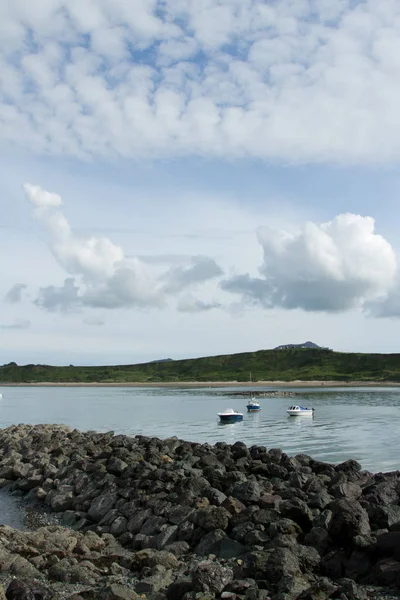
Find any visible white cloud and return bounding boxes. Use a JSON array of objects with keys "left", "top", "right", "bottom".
[
  {"left": 222, "top": 213, "right": 398, "bottom": 313},
  {"left": 2, "top": 1, "right": 400, "bottom": 163},
  {"left": 23, "top": 183, "right": 62, "bottom": 208},
  {"left": 22, "top": 183, "right": 223, "bottom": 312}
]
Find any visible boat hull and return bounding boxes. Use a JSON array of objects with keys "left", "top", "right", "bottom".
[
  {"left": 247, "top": 406, "right": 261, "bottom": 412},
  {"left": 219, "top": 415, "right": 243, "bottom": 422},
  {"left": 287, "top": 410, "right": 313, "bottom": 416}
]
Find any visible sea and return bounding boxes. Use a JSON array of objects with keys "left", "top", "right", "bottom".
[
  {"left": 1, "top": 384, "right": 400, "bottom": 528},
  {"left": 0, "top": 384, "right": 399, "bottom": 473}
]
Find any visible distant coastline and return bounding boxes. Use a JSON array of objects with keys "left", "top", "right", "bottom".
[{"left": 1, "top": 380, "right": 400, "bottom": 388}]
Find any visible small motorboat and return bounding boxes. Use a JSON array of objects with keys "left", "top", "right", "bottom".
[
  {"left": 218, "top": 408, "right": 244, "bottom": 423},
  {"left": 287, "top": 405, "right": 314, "bottom": 416},
  {"left": 246, "top": 398, "right": 261, "bottom": 412}
]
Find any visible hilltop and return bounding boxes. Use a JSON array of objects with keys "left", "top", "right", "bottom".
[
  {"left": 274, "top": 341, "right": 331, "bottom": 350},
  {"left": 1, "top": 347, "right": 400, "bottom": 383}
]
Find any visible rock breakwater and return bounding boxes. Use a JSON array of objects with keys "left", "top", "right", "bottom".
[{"left": 0, "top": 424, "right": 399, "bottom": 599}]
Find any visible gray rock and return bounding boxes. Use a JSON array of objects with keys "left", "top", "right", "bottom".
[
  {"left": 166, "top": 579, "right": 193, "bottom": 600},
  {"left": 127, "top": 509, "right": 152, "bottom": 534},
  {"left": 110, "top": 516, "right": 128, "bottom": 536},
  {"left": 155, "top": 525, "right": 178, "bottom": 550},
  {"left": 329, "top": 499, "right": 370, "bottom": 544},
  {"left": 264, "top": 547, "right": 301, "bottom": 583},
  {"left": 192, "top": 506, "right": 230, "bottom": 532},
  {"left": 107, "top": 457, "right": 128, "bottom": 476},
  {"left": 97, "top": 584, "right": 141, "bottom": 599},
  {"left": 50, "top": 490, "right": 74, "bottom": 512},
  {"left": 304, "top": 527, "right": 330, "bottom": 552},
  {"left": 6, "top": 579, "right": 54, "bottom": 600},
  {"left": 230, "top": 481, "right": 261, "bottom": 504},
  {"left": 88, "top": 492, "right": 117, "bottom": 521},
  {"left": 192, "top": 560, "right": 234, "bottom": 593},
  {"left": 135, "top": 564, "right": 174, "bottom": 594}
]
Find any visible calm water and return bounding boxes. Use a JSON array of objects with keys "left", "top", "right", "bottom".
[{"left": 0, "top": 385, "right": 400, "bottom": 473}]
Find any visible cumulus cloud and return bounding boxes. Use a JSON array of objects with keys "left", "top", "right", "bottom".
[
  {"left": 3, "top": 1, "right": 400, "bottom": 163},
  {"left": 0, "top": 319, "right": 31, "bottom": 330},
  {"left": 4, "top": 283, "right": 27, "bottom": 304},
  {"left": 23, "top": 183, "right": 223, "bottom": 312},
  {"left": 366, "top": 287, "right": 400, "bottom": 318},
  {"left": 162, "top": 257, "right": 223, "bottom": 293},
  {"left": 35, "top": 278, "right": 80, "bottom": 313},
  {"left": 23, "top": 184, "right": 62, "bottom": 208},
  {"left": 222, "top": 214, "right": 398, "bottom": 313}
]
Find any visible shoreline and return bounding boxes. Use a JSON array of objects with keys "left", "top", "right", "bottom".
[{"left": 1, "top": 379, "right": 400, "bottom": 388}]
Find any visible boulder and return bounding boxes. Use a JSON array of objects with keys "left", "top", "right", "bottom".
[
  {"left": 329, "top": 499, "right": 370, "bottom": 544},
  {"left": 192, "top": 561, "right": 234, "bottom": 593},
  {"left": 88, "top": 493, "right": 117, "bottom": 521}
]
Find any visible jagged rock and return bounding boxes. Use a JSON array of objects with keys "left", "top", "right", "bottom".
[
  {"left": 192, "top": 507, "right": 230, "bottom": 532},
  {"left": 328, "top": 499, "right": 370, "bottom": 544},
  {"left": 264, "top": 547, "right": 301, "bottom": 583},
  {"left": 5, "top": 580, "right": 54, "bottom": 600},
  {"left": 166, "top": 579, "right": 193, "bottom": 600},
  {"left": 88, "top": 493, "right": 118, "bottom": 521},
  {"left": 135, "top": 564, "right": 174, "bottom": 594},
  {"left": 230, "top": 481, "right": 261, "bottom": 504},
  {"left": 192, "top": 561, "right": 234, "bottom": 593}
]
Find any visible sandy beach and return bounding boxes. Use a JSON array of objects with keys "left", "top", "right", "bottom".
[{"left": 1, "top": 380, "right": 400, "bottom": 387}]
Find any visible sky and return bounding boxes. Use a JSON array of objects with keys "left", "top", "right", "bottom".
[{"left": 2, "top": 0, "right": 400, "bottom": 365}]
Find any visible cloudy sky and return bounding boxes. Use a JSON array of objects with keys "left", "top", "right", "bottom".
[{"left": 2, "top": 0, "right": 400, "bottom": 365}]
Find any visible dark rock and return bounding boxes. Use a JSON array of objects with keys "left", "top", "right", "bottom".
[
  {"left": 372, "top": 558, "right": 400, "bottom": 586},
  {"left": 321, "top": 550, "right": 346, "bottom": 579},
  {"left": 375, "top": 530, "right": 400, "bottom": 559},
  {"left": 88, "top": 492, "right": 117, "bottom": 521},
  {"left": 297, "top": 577, "right": 337, "bottom": 600},
  {"left": 107, "top": 457, "right": 128, "bottom": 476},
  {"left": 344, "top": 550, "right": 371, "bottom": 580},
  {"left": 331, "top": 483, "right": 362, "bottom": 501},
  {"left": 304, "top": 527, "right": 330, "bottom": 553},
  {"left": 192, "top": 506, "right": 230, "bottom": 531},
  {"left": 96, "top": 584, "right": 141, "bottom": 599},
  {"left": 279, "top": 499, "right": 313, "bottom": 532},
  {"left": 329, "top": 499, "right": 370, "bottom": 544},
  {"left": 166, "top": 579, "right": 193, "bottom": 600},
  {"left": 192, "top": 560, "right": 234, "bottom": 593},
  {"left": 368, "top": 505, "right": 400, "bottom": 529},
  {"left": 6, "top": 580, "right": 54, "bottom": 600},
  {"left": 336, "top": 578, "right": 367, "bottom": 600},
  {"left": 135, "top": 564, "right": 174, "bottom": 594},
  {"left": 263, "top": 547, "right": 301, "bottom": 583},
  {"left": 230, "top": 481, "right": 261, "bottom": 504}
]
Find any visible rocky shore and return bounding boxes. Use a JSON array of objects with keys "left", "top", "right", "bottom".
[{"left": 0, "top": 425, "right": 399, "bottom": 599}]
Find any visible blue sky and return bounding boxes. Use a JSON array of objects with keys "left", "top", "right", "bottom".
[{"left": 2, "top": 0, "right": 400, "bottom": 365}]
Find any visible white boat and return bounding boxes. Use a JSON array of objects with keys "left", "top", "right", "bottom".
[
  {"left": 287, "top": 405, "right": 314, "bottom": 416},
  {"left": 218, "top": 408, "right": 244, "bottom": 422},
  {"left": 246, "top": 371, "right": 261, "bottom": 412}
]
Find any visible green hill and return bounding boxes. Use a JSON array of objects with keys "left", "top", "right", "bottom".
[{"left": 1, "top": 348, "right": 400, "bottom": 383}]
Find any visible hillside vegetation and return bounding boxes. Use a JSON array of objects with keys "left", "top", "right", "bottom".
[{"left": 1, "top": 348, "right": 400, "bottom": 383}]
